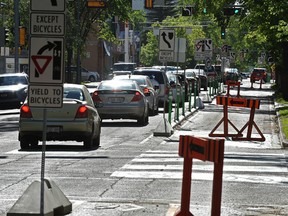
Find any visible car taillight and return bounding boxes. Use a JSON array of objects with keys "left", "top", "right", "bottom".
[
  {"left": 143, "top": 87, "right": 150, "bottom": 94},
  {"left": 165, "top": 86, "right": 170, "bottom": 94},
  {"left": 20, "top": 105, "right": 33, "bottom": 118},
  {"left": 75, "top": 105, "right": 88, "bottom": 118},
  {"left": 92, "top": 91, "right": 102, "bottom": 102},
  {"left": 131, "top": 91, "right": 142, "bottom": 102}
]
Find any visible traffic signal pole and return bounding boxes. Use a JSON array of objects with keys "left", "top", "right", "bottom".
[{"left": 14, "top": 0, "right": 19, "bottom": 72}]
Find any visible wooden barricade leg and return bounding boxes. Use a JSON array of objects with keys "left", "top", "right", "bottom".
[
  {"left": 209, "top": 105, "right": 242, "bottom": 138},
  {"left": 232, "top": 107, "right": 265, "bottom": 141},
  {"left": 210, "top": 139, "right": 225, "bottom": 216},
  {"left": 174, "top": 157, "right": 194, "bottom": 216}
]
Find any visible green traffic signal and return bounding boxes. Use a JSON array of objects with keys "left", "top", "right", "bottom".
[
  {"left": 221, "top": 27, "right": 225, "bottom": 39},
  {"left": 223, "top": 7, "right": 242, "bottom": 16}
]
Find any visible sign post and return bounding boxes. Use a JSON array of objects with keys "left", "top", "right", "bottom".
[{"left": 29, "top": 1, "right": 66, "bottom": 215}]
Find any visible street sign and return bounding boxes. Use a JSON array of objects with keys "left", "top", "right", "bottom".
[
  {"left": 159, "top": 29, "right": 175, "bottom": 51},
  {"left": 29, "top": 37, "right": 64, "bottom": 84},
  {"left": 159, "top": 50, "right": 174, "bottom": 62},
  {"left": 28, "top": 84, "right": 63, "bottom": 108},
  {"left": 194, "top": 38, "right": 213, "bottom": 60},
  {"left": 30, "top": 13, "right": 65, "bottom": 36},
  {"left": 30, "top": 0, "right": 65, "bottom": 12}
]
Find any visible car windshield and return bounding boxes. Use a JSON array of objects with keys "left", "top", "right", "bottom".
[
  {"left": 185, "top": 72, "right": 196, "bottom": 78},
  {"left": 114, "top": 76, "right": 146, "bottom": 85},
  {"left": 64, "top": 88, "right": 84, "bottom": 101},
  {"left": 133, "top": 71, "right": 164, "bottom": 84},
  {"left": 99, "top": 81, "right": 136, "bottom": 90},
  {"left": 0, "top": 75, "right": 28, "bottom": 86},
  {"left": 113, "top": 64, "right": 135, "bottom": 71}
]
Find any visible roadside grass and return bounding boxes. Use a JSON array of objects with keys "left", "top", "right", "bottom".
[{"left": 274, "top": 87, "right": 288, "bottom": 139}]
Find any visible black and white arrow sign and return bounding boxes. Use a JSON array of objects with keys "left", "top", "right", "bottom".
[{"left": 159, "top": 29, "right": 175, "bottom": 51}]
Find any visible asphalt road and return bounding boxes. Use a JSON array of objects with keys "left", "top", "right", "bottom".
[{"left": 0, "top": 79, "right": 287, "bottom": 216}]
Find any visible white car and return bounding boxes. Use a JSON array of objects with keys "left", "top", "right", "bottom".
[
  {"left": 66, "top": 66, "right": 100, "bottom": 82},
  {"left": 18, "top": 84, "right": 101, "bottom": 150}
]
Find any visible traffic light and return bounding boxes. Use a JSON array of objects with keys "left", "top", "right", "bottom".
[
  {"left": 223, "top": 7, "right": 242, "bottom": 16},
  {"left": 19, "top": 27, "right": 26, "bottom": 46},
  {"left": 145, "top": 0, "right": 153, "bottom": 9},
  {"left": 221, "top": 27, "right": 226, "bottom": 39},
  {"left": 4, "top": 28, "right": 9, "bottom": 44}
]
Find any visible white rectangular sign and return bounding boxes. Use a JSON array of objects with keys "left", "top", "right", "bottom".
[
  {"left": 28, "top": 84, "right": 63, "bottom": 108},
  {"left": 159, "top": 29, "right": 175, "bottom": 51},
  {"left": 30, "top": 0, "right": 65, "bottom": 12},
  {"left": 195, "top": 38, "right": 213, "bottom": 60},
  {"left": 159, "top": 50, "right": 174, "bottom": 62},
  {"left": 29, "top": 37, "right": 64, "bottom": 84},
  {"left": 30, "top": 13, "right": 65, "bottom": 36}
]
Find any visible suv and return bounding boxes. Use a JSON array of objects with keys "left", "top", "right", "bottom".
[
  {"left": 66, "top": 66, "right": 100, "bottom": 82},
  {"left": 250, "top": 68, "right": 267, "bottom": 83},
  {"left": 133, "top": 68, "right": 170, "bottom": 109},
  {"left": 194, "top": 64, "right": 217, "bottom": 77},
  {"left": 113, "top": 62, "right": 136, "bottom": 73}
]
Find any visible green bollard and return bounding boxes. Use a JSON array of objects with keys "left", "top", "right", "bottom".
[
  {"left": 209, "top": 77, "right": 212, "bottom": 97},
  {"left": 176, "top": 86, "right": 180, "bottom": 121},
  {"left": 168, "top": 90, "right": 173, "bottom": 124},
  {"left": 188, "top": 82, "right": 192, "bottom": 112},
  {"left": 194, "top": 80, "right": 197, "bottom": 108}
]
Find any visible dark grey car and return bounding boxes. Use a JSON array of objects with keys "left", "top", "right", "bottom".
[{"left": 0, "top": 73, "right": 29, "bottom": 108}]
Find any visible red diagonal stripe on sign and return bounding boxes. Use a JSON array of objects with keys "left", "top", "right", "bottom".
[{"left": 31, "top": 55, "right": 52, "bottom": 74}]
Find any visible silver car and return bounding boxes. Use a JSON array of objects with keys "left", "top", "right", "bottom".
[
  {"left": 92, "top": 79, "right": 149, "bottom": 125},
  {"left": 18, "top": 83, "right": 101, "bottom": 150},
  {"left": 112, "top": 74, "right": 159, "bottom": 115}
]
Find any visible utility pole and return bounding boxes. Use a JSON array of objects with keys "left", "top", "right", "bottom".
[{"left": 14, "top": 0, "right": 19, "bottom": 72}]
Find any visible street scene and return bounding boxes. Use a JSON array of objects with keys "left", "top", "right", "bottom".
[
  {"left": 1, "top": 78, "right": 287, "bottom": 216},
  {"left": 0, "top": 0, "right": 288, "bottom": 216}
]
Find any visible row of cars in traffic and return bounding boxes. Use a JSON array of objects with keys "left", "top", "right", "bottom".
[{"left": 0, "top": 65, "right": 267, "bottom": 150}]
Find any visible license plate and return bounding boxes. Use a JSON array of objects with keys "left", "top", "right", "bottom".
[
  {"left": 47, "top": 126, "right": 62, "bottom": 133},
  {"left": 109, "top": 97, "right": 124, "bottom": 103}
]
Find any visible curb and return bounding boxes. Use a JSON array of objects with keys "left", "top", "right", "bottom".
[{"left": 275, "top": 103, "right": 288, "bottom": 149}]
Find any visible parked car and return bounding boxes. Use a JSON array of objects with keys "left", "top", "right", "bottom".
[
  {"left": 182, "top": 69, "right": 202, "bottom": 94},
  {"left": 250, "top": 68, "right": 267, "bottom": 83},
  {"left": 92, "top": 79, "right": 149, "bottom": 125},
  {"left": 112, "top": 74, "right": 159, "bottom": 115},
  {"left": 194, "top": 64, "right": 217, "bottom": 77},
  {"left": 66, "top": 66, "right": 100, "bottom": 82},
  {"left": 84, "top": 82, "right": 101, "bottom": 96},
  {"left": 0, "top": 73, "right": 29, "bottom": 108},
  {"left": 187, "top": 68, "right": 208, "bottom": 91},
  {"left": 224, "top": 68, "right": 241, "bottom": 83},
  {"left": 169, "top": 71, "right": 190, "bottom": 101},
  {"left": 132, "top": 68, "right": 171, "bottom": 110},
  {"left": 18, "top": 83, "right": 101, "bottom": 150},
  {"left": 112, "top": 62, "right": 136, "bottom": 73},
  {"left": 166, "top": 72, "right": 184, "bottom": 105}
]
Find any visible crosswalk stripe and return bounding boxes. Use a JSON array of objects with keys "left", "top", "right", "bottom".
[{"left": 111, "top": 151, "right": 287, "bottom": 185}]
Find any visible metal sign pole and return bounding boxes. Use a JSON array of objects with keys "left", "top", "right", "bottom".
[{"left": 40, "top": 108, "right": 47, "bottom": 215}]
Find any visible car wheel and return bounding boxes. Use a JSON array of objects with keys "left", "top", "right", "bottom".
[
  {"left": 20, "top": 136, "right": 30, "bottom": 150},
  {"left": 138, "top": 109, "right": 149, "bottom": 126},
  {"left": 31, "top": 139, "right": 39, "bottom": 148},
  {"left": 93, "top": 126, "right": 101, "bottom": 147},
  {"left": 84, "top": 133, "right": 94, "bottom": 149},
  {"left": 154, "top": 103, "right": 159, "bottom": 115},
  {"left": 88, "top": 76, "right": 96, "bottom": 82}
]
